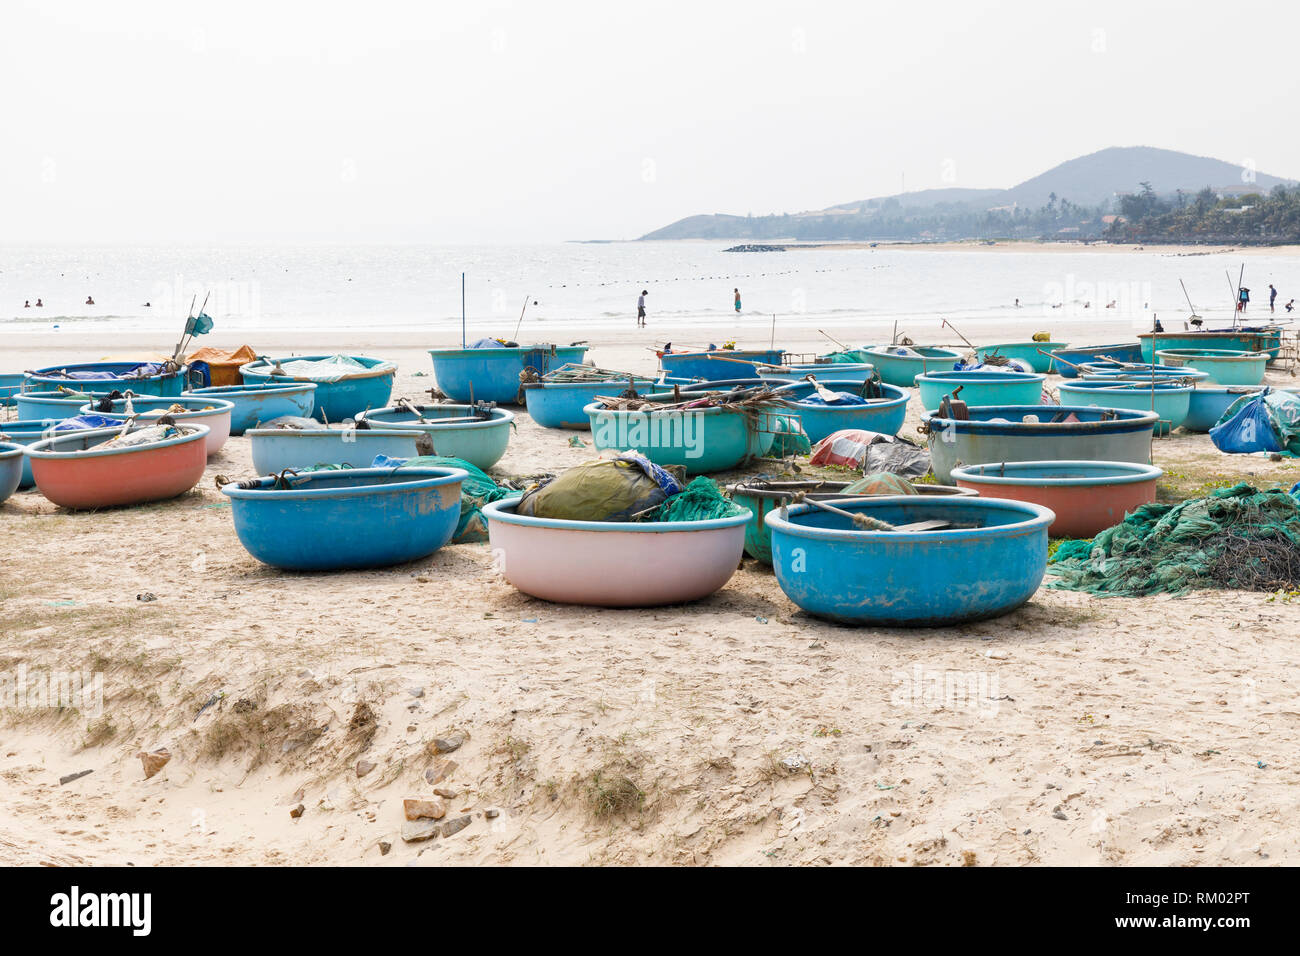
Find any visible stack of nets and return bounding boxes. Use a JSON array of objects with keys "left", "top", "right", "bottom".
[
  {"left": 1048, "top": 483, "right": 1300, "bottom": 596},
  {"left": 640, "top": 477, "right": 744, "bottom": 522}
]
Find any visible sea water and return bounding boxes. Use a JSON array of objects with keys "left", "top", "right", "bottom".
[{"left": 0, "top": 241, "right": 1292, "bottom": 340}]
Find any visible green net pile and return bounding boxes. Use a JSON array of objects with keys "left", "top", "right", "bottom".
[
  {"left": 1048, "top": 483, "right": 1300, "bottom": 596},
  {"left": 641, "top": 477, "right": 745, "bottom": 522}
]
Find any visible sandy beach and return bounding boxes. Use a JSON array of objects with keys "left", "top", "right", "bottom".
[{"left": 2, "top": 317, "right": 1299, "bottom": 868}]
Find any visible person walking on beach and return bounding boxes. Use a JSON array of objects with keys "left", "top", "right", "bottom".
[
  {"left": 1269, "top": 284, "right": 1278, "bottom": 313},
  {"left": 734, "top": 288, "right": 742, "bottom": 313},
  {"left": 637, "top": 290, "right": 648, "bottom": 328},
  {"left": 1238, "top": 286, "right": 1250, "bottom": 312}
]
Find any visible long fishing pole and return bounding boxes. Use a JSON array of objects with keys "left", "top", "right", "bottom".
[
  {"left": 512, "top": 293, "right": 531, "bottom": 342},
  {"left": 941, "top": 317, "right": 976, "bottom": 350},
  {"left": 818, "top": 328, "right": 850, "bottom": 350}
]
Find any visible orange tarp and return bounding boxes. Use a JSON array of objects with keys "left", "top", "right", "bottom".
[{"left": 187, "top": 345, "right": 258, "bottom": 387}]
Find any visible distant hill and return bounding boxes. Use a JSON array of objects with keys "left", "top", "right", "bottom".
[{"left": 640, "top": 146, "right": 1299, "bottom": 241}]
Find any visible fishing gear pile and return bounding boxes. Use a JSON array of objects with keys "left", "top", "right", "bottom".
[{"left": 1048, "top": 483, "right": 1300, "bottom": 596}]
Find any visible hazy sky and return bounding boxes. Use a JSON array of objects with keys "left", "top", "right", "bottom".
[{"left": 3, "top": 0, "right": 1297, "bottom": 243}]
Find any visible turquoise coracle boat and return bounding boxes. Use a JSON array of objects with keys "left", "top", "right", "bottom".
[
  {"left": 1154, "top": 348, "right": 1269, "bottom": 386},
  {"left": 1057, "top": 379, "right": 1193, "bottom": 431},
  {"left": 914, "top": 369, "right": 1045, "bottom": 410},
  {"left": 585, "top": 394, "right": 776, "bottom": 474},
  {"left": 975, "top": 342, "right": 1068, "bottom": 374},
  {"left": 1139, "top": 328, "right": 1282, "bottom": 362},
  {"left": 865, "top": 345, "right": 963, "bottom": 387}
]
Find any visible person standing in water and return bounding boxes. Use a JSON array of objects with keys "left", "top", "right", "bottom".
[
  {"left": 1269, "top": 284, "right": 1278, "bottom": 313},
  {"left": 734, "top": 288, "right": 742, "bottom": 313},
  {"left": 637, "top": 290, "right": 648, "bottom": 328}
]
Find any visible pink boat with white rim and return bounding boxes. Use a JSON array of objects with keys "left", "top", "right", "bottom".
[
  {"left": 26, "top": 425, "right": 210, "bottom": 509},
  {"left": 949, "top": 460, "right": 1163, "bottom": 538},
  {"left": 483, "top": 497, "right": 750, "bottom": 607}
]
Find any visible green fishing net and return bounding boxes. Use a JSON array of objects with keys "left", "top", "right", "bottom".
[
  {"left": 641, "top": 477, "right": 745, "bottom": 522},
  {"left": 1048, "top": 483, "right": 1300, "bottom": 596}
]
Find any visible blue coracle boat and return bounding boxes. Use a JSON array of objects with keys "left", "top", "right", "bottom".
[
  {"left": 1047, "top": 343, "right": 1144, "bottom": 377},
  {"left": 24, "top": 361, "right": 191, "bottom": 396},
  {"left": 221, "top": 466, "right": 467, "bottom": 570},
  {"left": 188, "top": 382, "right": 317, "bottom": 434},
  {"left": 239, "top": 355, "right": 396, "bottom": 423},
  {"left": 658, "top": 349, "right": 784, "bottom": 381},
  {"left": 771, "top": 380, "right": 909, "bottom": 443},
  {"left": 429, "top": 345, "right": 589, "bottom": 405},
  {"left": 766, "top": 496, "right": 1054, "bottom": 626},
  {"left": 0, "top": 373, "right": 24, "bottom": 407},
  {"left": 523, "top": 378, "right": 658, "bottom": 430},
  {"left": 0, "top": 442, "right": 22, "bottom": 503}
]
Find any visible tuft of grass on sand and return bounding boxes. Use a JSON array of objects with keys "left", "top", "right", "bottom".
[{"left": 584, "top": 769, "right": 645, "bottom": 818}]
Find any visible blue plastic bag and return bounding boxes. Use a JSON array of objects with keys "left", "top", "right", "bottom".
[{"left": 1210, "top": 391, "right": 1284, "bottom": 454}]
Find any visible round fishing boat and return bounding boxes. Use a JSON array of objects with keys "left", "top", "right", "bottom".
[
  {"left": 766, "top": 496, "right": 1054, "bottom": 627},
  {"left": 920, "top": 404, "right": 1158, "bottom": 484},
  {"left": 0, "top": 442, "right": 22, "bottom": 504},
  {"left": 771, "top": 380, "right": 909, "bottom": 443},
  {"left": 1047, "top": 343, "right": 1144, "bottom": 377},
  {"left": 24, "top": 361, "right": 191, "bottom": 397},
  {"left": 950, "top": 460, "right": 1162, "bottom": 538},
  {"left": 0, "top": 420, "right": 61, "bottom": 488},
  {"left": 975, "top": 342, "right": 1067, "bottom": 374},
  {"left": 187, "top": 382, "right": 317, "bottom": 435},
  {"left": 358, "top": 404, "right": 514, "bottom": 470},
  {"left": 483, "top": 498, "right": 749, "bottom": 607},
  {"left": 1056, "top": 379, "right": 1193, "bottom": 430},
  {"left": 221, "top": 466, "right": 466, "bottom": 571},
  {"left": 239, "top": 354, "right": 396, "bottom": 423},
  {"left": 84, "top": 395, "right": 234, "bottom": 457},
  {"left": 26, "top": 425, "right": 209, "bottom": 509},
  {"left": 0, "top": 372, "right": 24, "bottom": 407},
  {"left": 915, "top": 369, "right": 1046, "bottom": 409},
  {"left": 866, "top": 345, "right": 964, "bottom": 387},
  {"left": 247, "top": 426, "right": 423, "bottom": 475},
  {"left": 428, "top": 345, "right": 588, "bottom": 405},
  {"left": 585, "top": 394, "right": 777, "bottom": 474},
  {"left": 1139, "top": 329, "right": 1282, "bottom": 362},
  {"left": 725, "top": 478, "right": 976, "bottom": 565},
  {"left": 523, "top": 378, "right": 658, "bottom": 430},
  {"left": 757, "top": 362, "right": 876, "bottom": 384},
  {"left": 15, "top": 390, "right": 106, "bottom": 422},
  {"left": 1078, "top": 361, "right": 1209, "bottom": 383},
  {"left": 657, "top": 349, "right": 784, "bottom": 381},
  {"left": 1154, "top": 348, "right": 1270, "bottom": 386},
  {"left": 1183, "top": 385, "right": 1275, "bottom": 432},
  {"left": 674, "top": 377, "right": 767, "bottom": 391}
]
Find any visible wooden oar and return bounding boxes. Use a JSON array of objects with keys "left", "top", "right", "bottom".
[
  {"left": 1036, "top": 347, "right": 1082, "bottom": 372},
  {"left": 790, "top": 495, "right": 952, "bottom": 532}
]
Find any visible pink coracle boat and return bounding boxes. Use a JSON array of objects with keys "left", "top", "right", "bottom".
[
  {"left": 949, "top": 460, "right": 1163, "bottom": 538},
  {"left": 26, "top": 425, "right": 210, "bottom": 509},
  {"left": 482, "top": 498, "right": 750, "bottom": 607}
]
